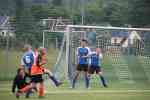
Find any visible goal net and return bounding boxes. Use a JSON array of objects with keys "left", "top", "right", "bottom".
[
  {"left": 43, "top": 25, "right": 150, "bottom": 85},
  {"left": 65, "top": 25, "right": 150, "bottom": 83}
]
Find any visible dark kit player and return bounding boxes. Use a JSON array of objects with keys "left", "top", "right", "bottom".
[
  {"left": 12, "top": 68, "right": 35, "bottom": 98},
  {"left": 72, "top": 39, "right": 90, "bottom": 88},
  {"left": 88, "top": 48, "right": 107, "bottom": 87}
]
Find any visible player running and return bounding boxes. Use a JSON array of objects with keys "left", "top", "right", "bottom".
[
  {"left": 88, "top": 48, "right": 107, "bottom": 88},
  {"left": 72, "top": 39, "right": 91, "bottom": 88}
]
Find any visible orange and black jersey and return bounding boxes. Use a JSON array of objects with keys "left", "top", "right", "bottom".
[{"left": 30, "top": 54, "right": 46, "bottom": 76}]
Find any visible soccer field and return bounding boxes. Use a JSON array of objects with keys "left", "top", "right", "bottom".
[
  {"left": 0, "top": 81, "right": 150, "bottom": 100},
  {"left": 1, "top": 52, "right": 150, "bottom": 100},
  {"left": 1, "top": 44, "right": 150, "bottom": 100}
]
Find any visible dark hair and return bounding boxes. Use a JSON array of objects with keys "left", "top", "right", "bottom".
[
  {"left": 81, "top": 39, "right": 88, "bottom": 43},
  {"left": 17, "top": 68, "right": 23, "bottom": 74}
]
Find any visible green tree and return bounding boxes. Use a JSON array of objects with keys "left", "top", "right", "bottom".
[
  {"left": 52, "top": 0, "right": 62, "bottom": 6},
  {"left": 129, "top": 0, "right": 150, "bottom": 27}
]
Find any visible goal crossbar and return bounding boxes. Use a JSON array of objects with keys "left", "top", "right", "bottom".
[{"left": 67, "top": 25, "right": 150, "bottom": 31}]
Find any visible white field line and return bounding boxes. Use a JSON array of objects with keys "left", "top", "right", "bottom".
[
  {"left": 1, "top": 87, "right": 150, "bottom": 94},
  {"left": 44, "top": 90, "right": 150, "bottom": 94},
  {"left": 0, "top": 88, "right": 150, "bottom": 94}
]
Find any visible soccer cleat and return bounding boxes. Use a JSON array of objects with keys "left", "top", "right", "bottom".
[
  {"left": 25, "top": 90, "right": 33, "bottom": 98},
  {"left": 69, "top": 86, "right": 74, "bottom": 89},
  {"left": 56, "top": 81, "right": 63, "bottom": 87},
  {"left": 104, "top": 84, "right": 108, "bottom": 88},
  {"left": 16, "top": 92, "right": 20, "bottom": 99},
  {"left": 87, "top": 87, "right": 91, "bottom": 89}
]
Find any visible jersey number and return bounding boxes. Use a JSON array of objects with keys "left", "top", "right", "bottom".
[{"left": 25, "top": 56, "right": 31, "bottom": 63}]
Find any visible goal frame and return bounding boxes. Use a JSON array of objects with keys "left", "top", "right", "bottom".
[
  {"left": 42, "top": 25, "right": 150, "bottom": 80},
  {"left": 65, "top": 25, "right": 150, "bottom": 80}
]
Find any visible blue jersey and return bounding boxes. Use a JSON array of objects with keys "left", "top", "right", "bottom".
[
  {"left": 77, "top": 47, "right": 90, "bottom": 65},
  {"left": 21, "top": 50, "right": 34, "bottom": 69},
  {"left": 90, "top": 52, "right": 102, "bottom": 67}
]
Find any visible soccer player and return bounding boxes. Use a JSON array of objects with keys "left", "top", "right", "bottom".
[
  {"left": 16, "top": 47, "right": 62, "bottom": 98},
  {"left": 12, "top": 68, "right": 35, "bottom": 98},
  {"left": 17, "top": 48, "right": 46, "bottom": 98},
  {"left": 88, "top": 48, "right": 107, "bottom": 87},
  {"left": 72, "top": 39, "right": 90, "bottom": 88},
  {"left": 16, "top": 45, "right": 44, "bottom": 98},
  {"left": 37, "top": 47, "right": 62, "bottom": 87},
  {"left": 21, "top": 44, "right": 34, "bottom": 74}
]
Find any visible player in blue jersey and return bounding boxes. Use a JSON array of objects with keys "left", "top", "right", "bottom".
[
  {"left": 21, "top": 44, "right": 34, "bottom": 74},
  {"left": 72, "top": 39, "right": 91, "bottom": 88},
  {"left": 88, "top": 48, "right": 107, "bottom": 87}
]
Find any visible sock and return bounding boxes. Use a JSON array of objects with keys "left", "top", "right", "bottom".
[
  {"left": 72, "top": 76, "right": 77, "bottom": 88},
  {"left": 88, "top": 76, "right": 91, "bottom": 88},
  {"left": 85, "top": 75, "right": 89, "bottom": 88},
  {"left": 25, "top": 89, "right": 32, "bottom": 98},
  {"left": 99, "top": 75, "right": 107, "bottom": 87},
  {"left": 39, "top": 82, "right": 44, "bottom": 97},
  {"left": 49, "top": 75, "right": 59, "bottom": 86}
]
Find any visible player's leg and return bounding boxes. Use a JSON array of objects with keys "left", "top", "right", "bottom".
[
  {"left": 16, "top": 83, "right": 36, "bottom": 98},
  {"left": 96, "top": 67, "right": 107, "bottom": 87},
  {"left": 87, "top": 66, "right": 95, "bottom": 88},
  {"left": 44, "top": 68, "right": 62, "bottom": 87},
  {"left": 72, "top": 71, "right": 80, "bottom": 88},
  {"left": 25, "top": 87, "right": 34, "bottom": 98},
  {"left": 72, "top": 64, "right": 81, "bottom": 88},
  {"left": 84, "top": 64, "right": 90, "bottom": 88},
  {"left": 32, "top": 74, "right": 45, "bottom": 98},
  {"left": 39, "top": 81, "right": 44, "bottom": 98}
]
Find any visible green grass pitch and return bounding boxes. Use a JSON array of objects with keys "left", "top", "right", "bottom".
[
  {"left": 0, "top": 81, "right": 150, "bottom": 100},
  {"left": 0, "top": 49, "right": 150, "bottom": 100}
]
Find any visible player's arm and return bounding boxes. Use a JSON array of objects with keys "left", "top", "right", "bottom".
[
  {"left": 76, "top": 47, "right": 79, "bottom": 57},
  {"left": 82, "top": 47, "right": 91, "bottom": 58},
  {"left": 76, "top": 47, "right": 80, "bottom": 64},
  {"left": 99, "top": 53, "right": 103, "bottom": 59},
  {"left": 38, "top": 55, "right": 46, "bottom": 66},
  {"left": 41, "top": 54, "right": 47, "bottom": 65},
  {"left": 20, "top": 56, "right": 25, "bottom": 68}
]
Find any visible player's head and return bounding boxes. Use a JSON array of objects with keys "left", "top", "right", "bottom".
[
  {"left": 80, "top": 39, "right": 88, "bottom": 47},
  {"left": 38, "top": 47, "right": 46, "bottom": 55},
  {"left": 96, "top": 48, "right": 101, "bottom": 54},
  {"left": 23, "top": 44, "right": 32, "bottom": 52},
  {"left": 17, "top": 68, "right": 25, "bottom": 77}
]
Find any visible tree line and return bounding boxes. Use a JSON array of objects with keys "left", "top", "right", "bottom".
[{"left": 0, "top": 0, "right": 150, "bottom": 45}]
